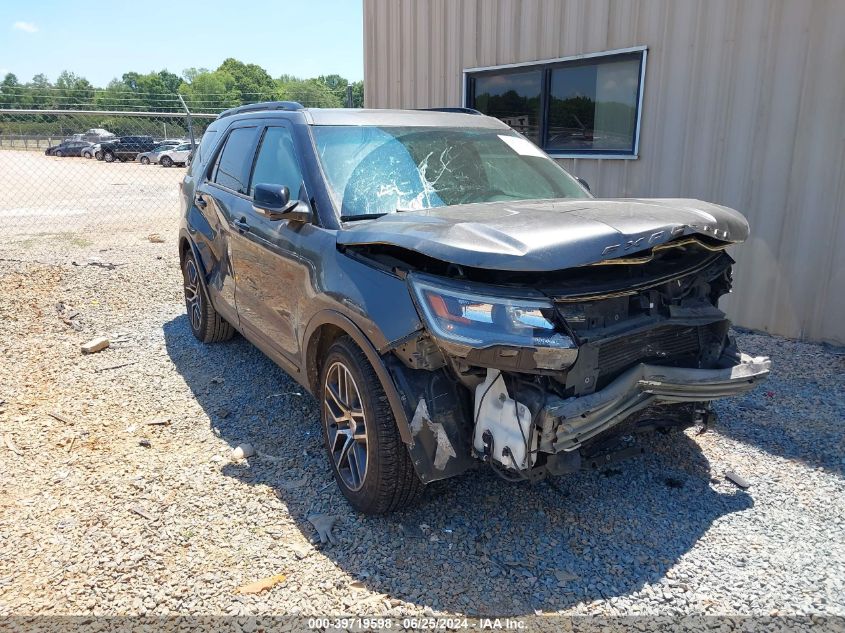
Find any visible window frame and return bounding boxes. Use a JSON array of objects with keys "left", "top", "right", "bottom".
[
  {"left": 206, "top": 125, "right": 261, "bottom": 197},
  {"left": 248, "top": 122, "right": 305, "bottom": 198},
  {"left": 463, "top": 46, "right": 647, "bottom": 160}
]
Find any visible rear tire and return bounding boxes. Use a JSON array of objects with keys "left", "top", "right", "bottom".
[
  {"left": 140, "top": 156, "right": 150, "bottom": 165},
  {"left": 160, "top": 156, "right": 173, "bottom": 168},
  {"left": 95, "top": 151, "right": 103, "bottom": 160},
  {"left": 319, "top": 336, "right": 423, "bottom": 514},
  {"left": 181, "top": 250, "right": 235, "bottom": 343}
]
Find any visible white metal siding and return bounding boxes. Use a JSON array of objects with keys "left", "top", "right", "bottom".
[{"left": 363, "top": 0, "right": 845, "bottom": 343}]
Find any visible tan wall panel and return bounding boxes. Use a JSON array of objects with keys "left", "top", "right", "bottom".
[{"left": 363, "top": 0, "right": 845, "bottom": 343}]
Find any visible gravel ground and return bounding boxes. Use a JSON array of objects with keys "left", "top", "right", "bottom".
[{"left": 0, "top": 228, "right": 843, "bottom": 623}]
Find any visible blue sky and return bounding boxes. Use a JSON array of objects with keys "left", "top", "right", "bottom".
[{"left": 0, "top": 0, "right": 364, "bottom": 86}]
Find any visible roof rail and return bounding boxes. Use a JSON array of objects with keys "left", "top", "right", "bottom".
[
  {"left": 417, "top": 107, "right": 483, "bottom": 115},
  {"left": 216, "top": 101, "right": 304, "bottom": 120}
]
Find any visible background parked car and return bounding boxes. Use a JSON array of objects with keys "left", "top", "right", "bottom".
[
  {"left": 100, "top": 136, "right": 157, "bottom": 162},
  {"left": 158, "top": 142, "right": 192, "bottom": 167},
  {"left": 137, "top": 146, "right": 165, "bottom": 165},
  {"left": 80, "top": 128, "right": 116, "bottom": 143},
  {"left": 45, "top": 140, "right": 94, "bottom": 157},
  {"left": 137, "top": 140, "right": 185, "bottom": 164},
  {"left": 89, "top": 142, "right": 109, "bottom": 160}
]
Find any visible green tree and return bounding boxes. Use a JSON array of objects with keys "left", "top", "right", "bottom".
[
  {"left": 217, "top": 58, "right": 277, "bottom": 101},
  {"left": 317, "top": 73, "right": 348, "bottom": 92},
  {"left": 94, "top": 78, "right": 143, "bottom": 110},
  {"left": 350, "top": 80, "right": 364, "bottom": 108},
  {"left": 157, "top": 70, "right": 183, "bottom": 95},
  {"left": 182, "top": 67, "right": 209, "bottom": 83},
  {"left": 55, "top": 71, "right": 95, "bottom": 109},
  {"left": 0, "top": 73, "right": 21, "bottom": 108},
  {"left": 179, "top": 70, "right": 240, "bottom": 112},
  {"left": 277, "top": 77, "right": 342, "bottom": 107},
  {"left": 316, "top": 74, "right": 364, "bottom": 106},
  {"left": 118, "top": 70, "right": 184, "bottom": 111},
  {"left": 25, "top": 73, "right": 55, "bottom": 108}
]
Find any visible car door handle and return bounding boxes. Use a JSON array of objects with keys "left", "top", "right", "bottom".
[
  {"left": 195, "top": 194, "right": 207, "bottom": 209},
  {"left": 233, "top": 217, "right": 250, "bottom": 233}
]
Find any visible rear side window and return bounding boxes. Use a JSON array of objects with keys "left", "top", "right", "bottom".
[
  {"left": 249, "top": 126, "right": 303, "bottom": 197},
  {"left": 212, "top": 127, "right": 257, "bottom": 194},
  {"left": 188, "top": 130, "right": 217, "bottom": 176}
]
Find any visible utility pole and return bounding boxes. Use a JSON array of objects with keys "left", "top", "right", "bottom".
[
  {"left": 346, "top": 84, "right": 353, "bottom": 108},
  {"left": 177, "top": 94, "right": 195, "bottom": 148}
]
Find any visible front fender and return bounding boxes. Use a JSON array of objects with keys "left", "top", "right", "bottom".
[{"left": 302, "top": 309, "right": 416, "bottom": 444}]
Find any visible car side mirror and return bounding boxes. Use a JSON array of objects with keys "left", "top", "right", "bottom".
[
  {"left": 576, "top": 177, "right": 591, "bottom": 192},
  {"left": 252, "top": 183, "right": 311, "bottom": 222}
]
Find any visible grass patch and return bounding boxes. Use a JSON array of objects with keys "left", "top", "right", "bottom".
[{"left": 10, "top": 232, "right": 93, "bottom": 249}]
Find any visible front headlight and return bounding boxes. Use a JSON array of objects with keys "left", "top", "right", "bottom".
[{"left": 408, "top": 275, "right": 574, "bottom": 349}]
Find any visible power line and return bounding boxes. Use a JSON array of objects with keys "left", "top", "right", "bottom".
[{"left": 1, "top": 87, "right": 351, "bottom": 97}]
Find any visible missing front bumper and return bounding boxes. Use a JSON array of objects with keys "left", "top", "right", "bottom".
[{"left": 543, "top": 353, "right": 771, "bottom": 452}]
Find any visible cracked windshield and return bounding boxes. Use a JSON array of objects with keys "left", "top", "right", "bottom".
[{"left": 312, "top": 126, "right": 589, "bottom": 218}]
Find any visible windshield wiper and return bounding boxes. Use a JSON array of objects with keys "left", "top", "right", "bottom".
[{"left": 340, "top": 213, "right": 388, "bottom": 222}]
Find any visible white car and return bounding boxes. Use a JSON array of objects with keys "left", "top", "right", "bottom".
[
  {"left": 137, "top": 141, "right": 184, "bottom": 165},
  {"left": 158, "top": 142, "right": 192, "bottom": 167},
  {"left": 87, "top": 142, "right": 110, "bottom": 160}
]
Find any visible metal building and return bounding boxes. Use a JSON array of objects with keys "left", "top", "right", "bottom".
[{"left": 363, "top": 0, "right": 845, "bottom": 344}]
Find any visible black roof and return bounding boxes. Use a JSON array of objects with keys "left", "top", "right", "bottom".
[
  {"left": 212, "top": 101, "right": 507, "bottom": 129},
  {"left": 216, "top": 101, "right": 304, "bottom": 119}
]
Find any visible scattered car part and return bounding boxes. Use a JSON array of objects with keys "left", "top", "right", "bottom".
[{"left": 726, "top": 470, "right": 751, "bottom": 489}]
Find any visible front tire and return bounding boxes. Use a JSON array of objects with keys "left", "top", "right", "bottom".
[
  {"left": 320, "top": 336, "right": 422, "bottom": 514},
  {"left": 55, "top": 150, "right": 63, "bottom": 157},
  {"left": 181, "top": 250, "right": 235, "bottom": 343},
  {"left": 140, "top": 156, "right": 150, "bottom": 165},
  {"left": 103, "top": 151, "right": 115, "bottom": 163},
  {"left": 95, "top": 151, "right": 103, "bottom": 160}
]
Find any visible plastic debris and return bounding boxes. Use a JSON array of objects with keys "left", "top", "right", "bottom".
[{"left": 726, "top": 470, "right": 751, "bottom": 489}]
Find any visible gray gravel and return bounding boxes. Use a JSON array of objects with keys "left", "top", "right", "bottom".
[{"left": 0, "top": 229, "right": 843, "bottom": 620}]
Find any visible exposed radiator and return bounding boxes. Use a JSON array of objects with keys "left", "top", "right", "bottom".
[{"left": 597, "top": 325, "right": 701, "bottom": 377}]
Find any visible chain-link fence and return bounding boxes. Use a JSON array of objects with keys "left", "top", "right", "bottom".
[
  {"left": 0, "top": 87, "right": 358, "bottom": 244},
  {"left": 0, "top": 108, "right": 217, "bottom": 243}
]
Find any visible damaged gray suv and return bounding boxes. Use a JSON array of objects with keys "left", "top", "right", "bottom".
[{"left": 179, "top": 102, "right": 770, "bottom": 514}]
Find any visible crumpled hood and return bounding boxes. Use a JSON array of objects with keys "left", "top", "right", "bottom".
[{"left": 337, "top": 198, "right": 750, "bottom": 272}]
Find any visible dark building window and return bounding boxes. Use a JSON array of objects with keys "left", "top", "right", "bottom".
[
  {"left": 466, "top": 49, "right": 646, "bottom": 157},
  {"left": 471, "top": 70, "right": 542, "bottom": 144}
]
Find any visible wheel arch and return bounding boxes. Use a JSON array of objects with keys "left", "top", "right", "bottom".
[
  {"left": 178, "top": 234, "right": 194, "bottom": 266},
  {"left": 178, "top": 234, "right": 211, "bottom": 283},
  {"left": 303, "top": 310, "right": 412, "bottom": 444}
]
